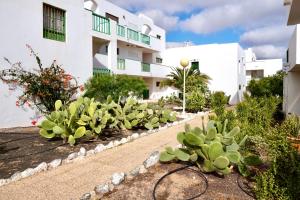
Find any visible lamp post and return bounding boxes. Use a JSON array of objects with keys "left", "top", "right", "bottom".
[{"left": 180, "top": 58, "right": 189, "bottom": 116}]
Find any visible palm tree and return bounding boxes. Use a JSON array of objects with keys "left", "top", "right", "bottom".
[{"left": 160, "top": 66, "right": 211, "bottom": 92}]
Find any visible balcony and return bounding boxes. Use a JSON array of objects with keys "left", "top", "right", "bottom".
[
  {"left": 117, "top": 58, "right": 125, "bottom": 70},
  {"left": 93, "top": 68, "right": 111, "bottom": 75},
  {"left": 141, "top": 34, "right": 150, "bottom": 45},
  {"left": 117, "top": 25, "right": 125, "bottom": 37},
  {"left": 127, "top": 28, "right": 139, "bottom": 41},
  {"left": 141, "top": 63, "right": 150, "bottom": 72},
  {"left": 92, "top": 13, "right": 110, "bottom": 35}
]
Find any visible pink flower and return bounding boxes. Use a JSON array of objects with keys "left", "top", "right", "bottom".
[
  {"left": 31, "top": 120, "right": 37, "bottom": 126},
  {"left": 79, "top": 85, "right": 84, "bottom": 92},
  {"left": 15, "top": 101, "right": 20, "bottom": 107}
]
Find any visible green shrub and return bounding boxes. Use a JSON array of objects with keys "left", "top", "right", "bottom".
[
  {"left": 186, "top": 91, "right": 206, "bottom": 112},
  {"left": 247, "top": 71, "right": 285, "bottom": 98},
  {"left": 84, "top": 74, "right": 147, "bottom": 102},
  {"left": 211, "top": 91, "right": 229, "bottom": 117},
  {"left": 160, "top": 119, "right": 248, "bottom": 175},
  {"left": 282, "top": 114, "right": 300, "bottom": 137},
  {"left": 254, "top": 123, "right": 300, "bottom": 200},
  {"left": 0, "top": 45, "right": 79, "bottom": 114}
]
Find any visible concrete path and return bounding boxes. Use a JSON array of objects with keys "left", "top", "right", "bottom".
[{"left": 0, "top": 115, "right": 207, "bottom": 200}]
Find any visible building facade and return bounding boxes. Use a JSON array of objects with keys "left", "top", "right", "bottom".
[
  {"left": 0, "top": 0, "right": 283, "bottom": 128},
  {"left": 244, "top": 48, "right": 283, "bottom": 85},
  {"left": 0, "top": 0, "right": 175, "bottom": 128},
  {"left": 283, "top": 0, "right": 300, "bottom": 115},
  {"left": 163, "top": 43, "right": 247, "bottom": 105}
]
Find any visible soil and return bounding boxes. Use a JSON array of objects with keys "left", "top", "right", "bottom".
[
  {"left": 102, "top": 163, "right": 255, "bottom": 200},
  {"left": 0, "top": 126, "right": 143, "bottom": 179}
]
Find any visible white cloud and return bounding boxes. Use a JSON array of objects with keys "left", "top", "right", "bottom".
[
  {"left": 107, "top": 0, "right": 291, "bottom": 59},
  {"left": 240, "top": 25, "right": 293, "bottom": 46},
  {"left": 166, "top": 41, "right": 195, "bottom": 48},
  {"left": 180, "top": 0, "right": 286, "bottom": 34},
  {"left": 140, "top": 10, "right": 179, "bottom": 31},
  {"left": 251, "top": 45, "right": 286, "bottom": 59}
]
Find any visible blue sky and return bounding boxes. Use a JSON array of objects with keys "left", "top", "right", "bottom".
[{"left": 108, "top": 0, "right": 294, "bottom": 59}]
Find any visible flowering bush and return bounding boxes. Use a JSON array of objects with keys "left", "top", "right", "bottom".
[{"left": 0, "top": 45, "right": 80, "bottom": 114}]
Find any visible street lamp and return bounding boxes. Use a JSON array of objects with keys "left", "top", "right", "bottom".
[{"left": 180, "top": 58, "right": 189, "bottom": 116}]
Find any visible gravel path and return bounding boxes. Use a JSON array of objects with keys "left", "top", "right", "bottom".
[{"left": 0, "top": 115, "right": 207, "bottom": 200}]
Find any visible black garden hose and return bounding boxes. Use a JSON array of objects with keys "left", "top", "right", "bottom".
[
  {"left": 153, "top": 164, "right": 208, "bottom": 200},
  {"left": 237, "top": 174, "right": 256, "bottom": 198}
]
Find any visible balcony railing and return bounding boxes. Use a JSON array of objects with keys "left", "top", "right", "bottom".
[
  {"left": 127, "top": 28, "right": 139, "bottom": 41},
  {"left": 92, "top": 13, "right": 110, "bottom": 35},
  {"left": 141, "top": 34, "right": 150, "bottom": 45},
  {"left": 117, "top": 58, "right": 125, "bottom": 70},
  {"left": 141, "top": 63, "right": 150, "bottom": 72},
  {"left": 93, "top": 68, "right": 111, "bottom": 75},
  {"left": 117, "top": 25, "right": 125, "bottom": 37}
]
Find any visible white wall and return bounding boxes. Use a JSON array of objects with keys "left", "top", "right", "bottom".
[
  {"left": 162, "top": 43, "right": 246, "bottom": 105},
  {"left": 287, "top": 24, "right": 300, "bottom": 71},
  {"left": 0, "top": 0, "right": 92, "bottom": 128},
  {"left": 284, "top": 71, "right": 300, "bottom": 115}
]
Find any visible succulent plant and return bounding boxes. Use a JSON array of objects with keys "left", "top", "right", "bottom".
[
  {"left": 39, "top": 96, "right": 178, "bottom": 145},
  {"left": 160, "top": 119, "right": 247, "bottom": 175}
]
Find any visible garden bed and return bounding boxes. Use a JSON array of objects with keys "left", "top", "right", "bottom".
[
  {"left": 102, "top": 162, "right": 255, "bottom": 200},
  {"left": 0, "top": 126, "right": 142, "bottom": 179}
]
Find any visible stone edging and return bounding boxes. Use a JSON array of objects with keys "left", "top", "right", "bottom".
[
  {"left": 0, "top": 112, "right": 209, "bottom": 187},
  {"left": 79, "top": 151, "right": 161, "bottom": 200}
]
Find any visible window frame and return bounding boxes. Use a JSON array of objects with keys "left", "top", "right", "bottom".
[{"left": 43, "top": 3, "right": 66, "bottom": 42}]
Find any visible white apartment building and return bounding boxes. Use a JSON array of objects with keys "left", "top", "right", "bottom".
[
  {"left": 163, "top": 43, "right": 247, "bottom": 105},
  {"left": 244, "top": 48, "right": 283, "bottom": 85},
  {"left": 283, "top": 0, "right": 300, "bottom": 115},
  {"left": 0, "top": 0, "right": 174, "bottom": 128}
]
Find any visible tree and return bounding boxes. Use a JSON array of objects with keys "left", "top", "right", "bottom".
[
  {"left": 160, "top": 66, "right": 211, "bottom": 92},
  {"left": 84, "top": 74, "right": 147, "bottom": 102},
  {"left": 247, "top": 71, "right": 285, "bottom": 98}
]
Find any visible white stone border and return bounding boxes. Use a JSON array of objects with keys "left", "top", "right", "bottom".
[
  {"left": 80, "top": 151, "right": 161, "bottom": 200},
  {"left": 0, "top": 112, "right": 209, "bottom": 187}
]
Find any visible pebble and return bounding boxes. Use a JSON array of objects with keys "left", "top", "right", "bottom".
[
  {"left": 120, "top": 138, "right": 127, "bottom": 144},
  {"left": 78, "top": 147, "right": 87, "bottom": 157},
  {"left": 67, "top": 152, "right": 78, "bottom": 161},
  {"left": 94, "top": 144, "right": 106, "bottom": 153},
  {"left": 0, "top": 179, "right": 7, "bottom": 187},
  {"left": 131, "top": 133, "right": 139, "bottom": 140},
  {"left": 143, "top": 151, "right": 160, "bottom": 168},
  {"left": 34, "top": 162, "right": 48, "bottom": 173},
  {"left": 80, "top": 193, "right": 91, "bottom": 200},
  {"left": 129, "top": 166, "right": 140, "bottom": 177},
  {"left": 48, "top": 159, "right": 62, "bottom": 169},
  {"left": 21, "top": 168, "right": 35, "bottom": 178},
  {"left": 111, "top": 172, "right": 125, "bottom": 186},
  {"left": 86, "top": 150, "right": 95, "bottom": 156},
  {"left": 94, "top": 183, "right": 110, "bottom": 196},
  {"left": 106, "top": 141, "right": 114, "bottom": 149},
  {"left": 113, "top": 140, "right": 120, "bottom": 147},
  {"left": 10, "top": 172, "right": 22, "bottom": 182}
]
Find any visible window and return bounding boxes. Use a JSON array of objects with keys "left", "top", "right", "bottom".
[
  {"left": 117, "top": 48, "right": 119, "bottom": 55},
  {"left": 43, "top": 4, "right": 66, "bottom": 42},
  {"left": 287, "top": 49, "right": 289, "bottom": 63},
  {"left": 156, "top": 35, "right": 161, "bottom": 39},
  {"left": 105, "top": 46, "right": 108, "bottom": 53},
  {"left": 191, "top": 61, "right": 199, "bottom": 70},
  {"left": 156, "top": 57, "right": 163, "bottom": 64},
  {"left": 156, "top": 82, "right": 160, "bottom": 87}
]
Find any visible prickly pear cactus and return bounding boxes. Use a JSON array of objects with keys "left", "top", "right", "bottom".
[{"left": 160, "top": 119, "right": 247, "bottom": 175}]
